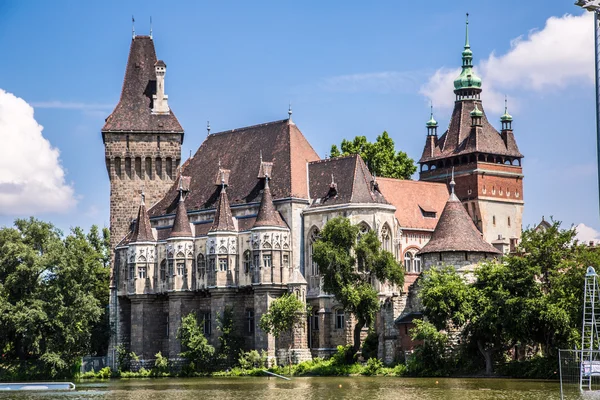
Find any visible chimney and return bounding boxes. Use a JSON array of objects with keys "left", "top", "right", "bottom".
[{"left": 153, "top": 60, "right": 169, "bottom": 114}]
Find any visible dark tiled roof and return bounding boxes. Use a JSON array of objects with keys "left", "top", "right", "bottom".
[
  {"left": 253, "top": 179, "right": 287, "bottom": 228},
  {"left": 395, "top": 312, "right": 423, "bottom": 325},
  {"left": 377, "top": 178, "right": 448, "bottom": 231},
  {"left": 210, "top": 187, "right": 237, "bottom": 232},
  {"left": 237, "top": 217, "right": 257, "bottom": 232},
  {"left": 308, "top": 155, "right": 388, "bottom": 207},
  {"left": 131, "top": 202, "right": 155, "bottom": 242},
  {"left": 102, "top": 36, "right": 183, "bottom": 133},
  {"left": 169, "top": 196, "right": 193, "bottom": 238},
  {"left": 149, "top": 120, "right": 320, "bottom": 217},
  {"left": 419, "top": 100, "right": 522, "bottom": 163},
  {"left": 417, "top": 194, "right": 500, "bottom": 255}
]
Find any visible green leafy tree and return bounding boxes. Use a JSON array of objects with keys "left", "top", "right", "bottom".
[
  {"left": 259, "top": 293, "right": 305, "bottom": 339},
  {"left": 0, "top": 218, "right": 110, "bottom": 378},
  {"left": 177, "top": 312, "right": 215, "bottom": 371},
  {"left": 216, "top": 307, "right": 244, "bottom": 367},
  {"left": 330, "top": 131, "right": 416, "bottom": 179},
  {"left": 312, "top": 217, "right": 404, "bottom": 354},
  {"left": 407, "top": 319, "right": 451, "bottom": 376}
]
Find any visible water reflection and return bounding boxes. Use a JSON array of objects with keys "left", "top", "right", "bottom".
[{"left": 0, "top": 377, "right": 567, "bottom": 400}]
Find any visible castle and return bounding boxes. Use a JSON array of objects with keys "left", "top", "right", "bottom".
[{"left": 103, "top": 18, "right": 523, "bottom": 367}]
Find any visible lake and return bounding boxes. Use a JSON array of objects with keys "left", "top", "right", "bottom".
[{"left": 0, "top": 377, "right": 577, "bottom": 399}]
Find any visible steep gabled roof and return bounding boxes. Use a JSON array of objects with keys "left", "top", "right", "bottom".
[
  {"left": 169, "top": 196, "right": 193, "bottom": 238},
  {"left": 418, "top": 193, "right": 500, "bottom": 255},
  {"left": 149, "top": 120, "right": 320, "bottom": 217},
  {"left": 102, "top": 36, "right": 183, "bottom": 133},
  {"left": 253, "top": 179, "right": 287, "bottom": 228},
  {"left": 210, "top": 186, "right": 236, "bottom": 232},
  {"left": 307, "top": 154, "right": 388, "bottom": 207},
  {"left": 377, "top": 178, "right": 448, "bottom": 231},
  {"left": 419, "top": 100, "right": 522, "bottom": 163},
  {"left": 131, "top": 201, "right": 155, "bottom": 242}
]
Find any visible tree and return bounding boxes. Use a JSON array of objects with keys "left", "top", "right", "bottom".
[
  {"left": 177, "top": 312, "right": 215, "bottom": 371},
  {"left": 259, "top": 293, "right": 305, "bottom": 340},
  {"left": 216, "top": 307, "right": 244, "bottom": 367},
  {"left": 312, "top": 217, "right": 404, "bottom": 354},
  {"left": 0, "top": 218, "right": 110, "bottom": 378},
  {"left": 330, "top": 131, "right": 416, "bottom": 179}
]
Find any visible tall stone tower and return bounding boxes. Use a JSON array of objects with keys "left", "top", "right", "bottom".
[
  {"left": 102, "top": 35, "right": 184, "bottom": 253},
  {"left": 418, "top": 16, "right": 524, "bottom": 252}
]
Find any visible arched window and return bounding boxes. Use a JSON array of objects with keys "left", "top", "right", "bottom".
[
  {"left": 114, "top": 157, "right": 122, "bottom": 179},
  {"left": 155, "top": 157, "right": 162, "bottom": 179},
  {"left": 403, "top": 251, "right": 422, "bottom": 273},
  {"left": 381, "top": 224, "right": 391, "bottom": 252},
  {"left": 166, "top": 157, "right": 173, "bottom": 179},
  {"left": 125, "top": 157, "right": 132, "bottom": 179},
  {"left": 243, "top": 251, "right": 251, "bottom": 274},
  {"left": 308, "top": 228, "right": 320, "bottom": 277},
  {"left": 357, "top": 222, "right": 370, "bottom": 241},
  {"left": 145, "top": 157, "right": 152, "bottom": 179},
  {"left": 135, "top": 157, "right": 142, "bottom": 179},
  {"left": 197, "top": 254, "right": 205, "bottom": 278},
  {"left": 167, "top": 259, "right": 174, "bottom": 277}
]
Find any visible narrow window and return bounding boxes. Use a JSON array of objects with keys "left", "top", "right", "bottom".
[
  {"left": 263, "top": 254, "right": 272, "bottom": 269},
  {"left": 145, "top": 157, "right": 152, "bottom": 179},
  {"left": 209, "top": 257, "right": 216, "bottom": 271},
  {"left": 243, "top": 251, "right": 251, "bottom": 273},
  {"left": 493, "top": 216, "right": 496, "bottom": 227},
  {"left": 253, "top": 254, "right": 260, "bottom": 268},
  {"left": 201, "top": 312, "right": 211, "bottom": 336},
  {"left": 168, "top": 260, "right": 174, "bottom": 276},
  {"left": 282, "top": 254, "right": 289, "bottom": 268},
  {"left": 157, "top": 135, "right": 161, "bottom": 149},
  {"left": 135, "top": 157, "right": 142, "bottom": 179},
  {"left": 138, "top": 265, "right": 147, "bottom": 279},
  {"left": 125, "top": 157, "right": 132, "bottom": 179},
  {"left": 246, "top": 310, "right": 255, "bottom": 334},
  {"left": 160, "top": 260, "right": 166, "bottom": 280},
  {"left": 177, "top": 262, "right": 186, "bottom": 276},
  {"left": 197, "top": 254, "right": 206, "bottom": 278},
  {"left": 129, "top": 265, "right": 135, "bottom": 280},
  {"left": 313, "top": 310, "right": 319, "bottom": 331},
  {"left": 508, "top": 216, "right": 511, "bottom": 227},
  {"left": 126, "top": 134, "right": 130, "bottom": 150},
  {"left": 335, "top": 309, "right": 345, "bottom": 330},
  {"left": 166, "top": 157, "right": 173, "bottom": 179},
  {"left": 114, "top": 157, "right": 122, "bottom": 179},
  {"left": 155, "top": 157, "right": 162, "bottom": 179}
]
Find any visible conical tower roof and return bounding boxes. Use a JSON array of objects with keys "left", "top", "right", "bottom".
[
  {"left": 418, "top": 177, "right": 500, "bottom": 256},
  {"left": 131, "top": 195, "right": 155, "bottom": 242},
  {"left": 169, "top": 195, "right": 193, "bottom": 238},
  {"left": 253, "top": 178, "right": 287, "bottom": 228},
  {"left": 210, "top": 185, "right": 236, "bottom": 232}
]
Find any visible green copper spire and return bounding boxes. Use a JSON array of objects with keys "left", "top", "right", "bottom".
[
  {"left": 454, "top": 13, "right": 482, "bottom": 91},
  {"left": 500, "top": 96, "right": 513, "bottom": 122},
  {"left": 426, "top": 104, "right": 438, "bottom": 127},
  {"left": 470, "top": 104, "right": 483, "bottom": 118}
]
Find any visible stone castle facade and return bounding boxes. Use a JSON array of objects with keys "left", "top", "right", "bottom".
[{"left": 103, "top": 19, "right": 524, "bottom": 367}]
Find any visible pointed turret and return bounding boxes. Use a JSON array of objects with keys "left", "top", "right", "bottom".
[
  {"left": 210, "top": 178, "right": 236, "bottom": 232},
  {"left": 131, "top": 193, "right": 155, "bottom": 242},
  {"left": 254, "top": 176, "right": 287, "bottom": 228},
  {"left": 453, "top": 13, "right": 482, "bottom": 100}
]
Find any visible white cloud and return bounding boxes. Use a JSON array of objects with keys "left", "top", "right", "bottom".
[
  {"left": 320, "top": 71, "right": 422, "bottom": 94},
  {"left": 421, "top": 13, "right": 594, "bottom": 113},
  {"left": 576, "top": 223, "right": 600, "bottom": 244},
  {"left": 0, "top": 89, "right": 76, "bottom": 214}
]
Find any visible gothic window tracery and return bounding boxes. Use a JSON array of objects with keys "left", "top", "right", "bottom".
[
  {"left": 403, "top": 251, "right": 422, "bottom": 273},
  {"left": 381, "top": 223, "right": 391, "bottom": 252}
]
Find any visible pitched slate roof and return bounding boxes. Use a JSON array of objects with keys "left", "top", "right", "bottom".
[
  {"left": 377, "top": 178, "right": 448, "bottom": 231},
  {"left": 253, "top": 179, "right": 287, "bottom": 228},
  {"left": 210, "top": 186, "right": 237, "bottom": 232},
  {"left": 131, "top": 201, "right": 155, "bottom": 242},
  {"left": 149, "top": 120, "right": 320, "bottom": 217},
  {"left": 169, "top": 195, "right": 193, "bottom": 238},
  {"left": 417, "top": 193, "right": 500, "bottom": 255},
  {"left": 102, "top": 36, "right": 183, "bottom": 133},
  {"left": 419, "top": 100, "right": 522, "bottom": 163},
  {"left": 308, "top": 155, "right": 389, "bottom": 207}
]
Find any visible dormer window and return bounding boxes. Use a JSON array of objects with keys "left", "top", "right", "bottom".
[{"left": 419, "top": 205, "right": 437, "bottom": 219}]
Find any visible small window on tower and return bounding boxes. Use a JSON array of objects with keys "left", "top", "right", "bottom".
[
  {"left": 493, "top": 216, "right": 496, "bottom": 226},
  {"left": 508, "top": 217, "right": 511, "bottom": 227}
]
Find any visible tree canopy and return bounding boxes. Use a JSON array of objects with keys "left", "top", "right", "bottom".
[
  {"left": 418, "top": 220, "right": 599, "bottom": 375},
  {"left": 312, "top": 217, "right": 404, "bottom": 353},
  {"left": 0, "top": 218, "right": 110, "bottom": 378},
  {"left": 330, "top": 132, "right": 416, "bottom": 180},
  {"left": 259, "top": 293, "right": 305, "bottom": 339}
]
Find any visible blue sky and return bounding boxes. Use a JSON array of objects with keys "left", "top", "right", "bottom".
[{"left": 0, "top": 0, "right": 598, "bottom": 240}]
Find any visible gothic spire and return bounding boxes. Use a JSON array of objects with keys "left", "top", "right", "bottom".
[
  {"left": 253, "top": 175, "right": 287, "bottom": 228},
  {"left": 131, "top": 191, "right": 154, "bottom": 242},
  {"left": 170, "top": 186, "right": 193, "bottom": 238},
  {"left": 210, "top": 179, "right": 236, "bottom": 233},
  {"left": 453, "top": 13, "right": 482, "bottom": 96}
]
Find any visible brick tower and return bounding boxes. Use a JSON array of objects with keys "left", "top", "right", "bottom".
[
  {"left": 102, "top": 34, "right": 183, "bottom": 365},
  {"left": 418, "top": 15, "right": 524, "bottom": 252},
  {"left": 102, "top": 35, "right": 184, "bottom": 252}
]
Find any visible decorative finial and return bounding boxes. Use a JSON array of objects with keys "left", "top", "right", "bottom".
[
  {"left": 288, "top": 102, "right": 293, "bottom": 123},
  {"left": 132, "top": 15, "right": 135, "bottom": 39},
  {"left": 221, "top": 170, "right": 225, "bottom": 190},
  {"left": 207, "top": 121, "right": 211, "bottom": 136},
  {"left": 150, "top": 16, "right": 153, "bottom": 39},
  {"left": 430, "top": 102, "right": 434, "bottom": 118},
  {"left": 465, "top": 13, "right": 470, "bottom": 48}
]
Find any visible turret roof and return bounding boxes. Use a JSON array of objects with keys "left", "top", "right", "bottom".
[
  {"left": 210, "top": 186, "right": 237, "bottom": 232},
  {"left": 131, "top": 198, "right": 155, "bottom": 243},
  {"left": 253, "top": 178, "right": 288, "bottom": 228},
  {"left": 169, "top": 195, "right": 193, "bottom": 238}
]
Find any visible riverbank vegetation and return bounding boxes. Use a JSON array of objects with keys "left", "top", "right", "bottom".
[{"left": 0, "top": 219, "right": 110, "bottom": 381}]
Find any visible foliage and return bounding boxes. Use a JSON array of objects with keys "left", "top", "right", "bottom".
[
  {"left": 329, "top": 131, "right": 416, "bottom": 180},
  {"left": 151, "top": 352, "right": 169, "bottom": 377},
  {"left": 361, "top": 330, "right": 379, "bottom": 360},
  {"left": 417, "top": 220, "right": 600, "bottom": 375},
  {"left": 115, "top": 344, "right": 130, "bottom": 372},
  {"left": 361, "top": 357, "right": 383, "bottom": 376},
  {"left": 312, "top": 217, "right": 404, "bottom": 353},
  {"left": 238, "top": 350, "right": 269, "bottom": 369},
  {"left": 177, "top": 312, "right": 215, "bottom": 372},
  {"left": 330, "top": 345, "right": 355, "bottom": 366},
  {"left": 259, "top": 293, "right": 306, "bottom": 338},
  {"left": 216, "top": 307, "right": 245, "bottom": 367},
  {"left": 406, "top": 319, "right": 452, "bottom": 376},
  {"left": 0, "top": 218, "right": 110, "bottom": 379}
]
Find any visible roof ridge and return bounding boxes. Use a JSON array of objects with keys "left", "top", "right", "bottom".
[
  {"left": 209, "top": 119, "right": 288, "bottom": 136},
  {"left": 309, "top": 154, "right": 359, "bottom": 165}
]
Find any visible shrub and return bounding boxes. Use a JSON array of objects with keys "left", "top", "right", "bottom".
[
  {"left": 238, "top": 350, "right": 268, "bottom": 369},
  {"left": 361, "top": 330, "right": 379, "bottom": 360},
  {"left": 331, "top": 345, "right": 354, "bottom": 366},
  {"left": 151, "top": 352, "right": 169, "bottom": 376},
  {"left": 362, "top": 358, "right": 383, "bottom": 376}
]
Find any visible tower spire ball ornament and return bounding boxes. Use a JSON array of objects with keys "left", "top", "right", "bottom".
[
  {"left": 288, "top": 102, "right": 293, "bottom": 124},
  {"left": 132, "top": 15, "right": 135, "bottom": 39}
]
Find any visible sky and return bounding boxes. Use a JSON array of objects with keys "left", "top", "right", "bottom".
[{"left": 0, "top": 0, "right": 598, "bottom": 242}]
